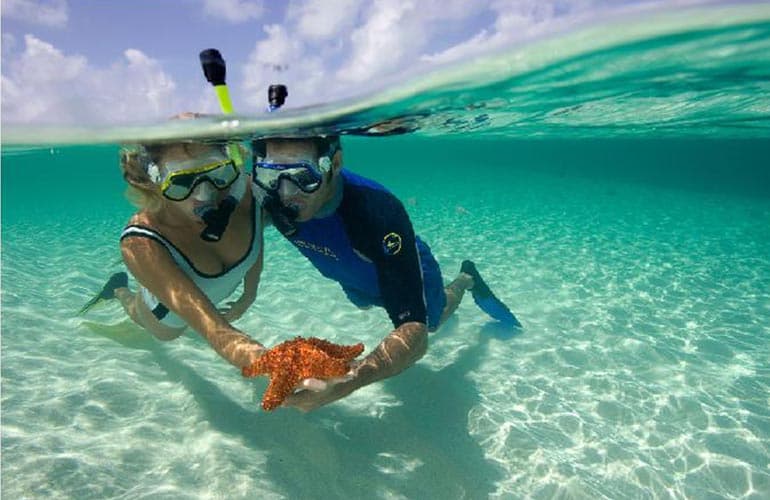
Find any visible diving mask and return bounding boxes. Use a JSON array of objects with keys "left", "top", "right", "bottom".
[
  {"left": 148, "top": 153, "right": 240, "bottom": 201},
  {"left": 252, "top": 156, "right": 331, "bottom": 194}
]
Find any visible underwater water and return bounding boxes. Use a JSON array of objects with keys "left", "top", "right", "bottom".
[{"left": 2, "top": 4, "right": 770, "bottom": 499}]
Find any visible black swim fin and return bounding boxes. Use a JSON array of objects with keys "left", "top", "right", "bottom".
[
  {"left": 461, "top": 260, "right": 522, "bottom": 327},
  {"left": 79, "top": 272, "right": 128, "bottom": 314}
]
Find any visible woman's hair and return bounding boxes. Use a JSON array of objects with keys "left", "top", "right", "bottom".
[
  {"left": 120, "top": 145, "right": 162, "bottom": 212},
  {"left": 118, "top": 141, "right": 235, "bottom": 212}
]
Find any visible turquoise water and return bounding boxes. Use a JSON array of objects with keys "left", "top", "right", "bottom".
[{"left": 3, "top": 5, "right": 770, "bottom": 499}]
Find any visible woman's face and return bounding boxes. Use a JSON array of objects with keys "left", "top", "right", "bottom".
[{"left": 153, "top": 144, "right": 235, "bottom": 223}]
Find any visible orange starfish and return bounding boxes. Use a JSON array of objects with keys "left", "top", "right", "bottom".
[{"left": 242, "top": 336, "right": 365, "bottom": 411}]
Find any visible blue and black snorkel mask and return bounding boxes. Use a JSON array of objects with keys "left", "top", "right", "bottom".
[
  {"left": 250, "top": 136, "right": 340, "bottom": 236},
  {"left": 254, "top": 78, "right": 341, "bottom": 235},
  {"left": 251, "top": 137, "right": 339, "bottom": 194}
]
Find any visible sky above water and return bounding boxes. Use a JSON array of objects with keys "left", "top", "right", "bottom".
[{"left": 1, "top": 0, "right": 720, "bottom": 124}]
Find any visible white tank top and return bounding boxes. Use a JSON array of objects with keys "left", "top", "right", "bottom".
[{"left": 120, "top": 199, "right": 262, "bottom": 328}]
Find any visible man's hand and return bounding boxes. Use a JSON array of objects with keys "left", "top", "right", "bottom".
[
  {"left": 281, "top": 322, "right": 428, "bottom": 412},
  {"left": 281, "top": 365, "right": 359, "bottom": 412}
]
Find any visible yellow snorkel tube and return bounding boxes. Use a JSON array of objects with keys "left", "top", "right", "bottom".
[
  {"left": 194, "top": 48, "right": 245, "bottom": 242},
  {"left": 199, "top": 48, "right": 243, "bottom": 167}
]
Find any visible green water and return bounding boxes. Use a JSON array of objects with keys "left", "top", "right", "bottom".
[{"left": 2, "top": 5, "right": 770, "bottom": 499}]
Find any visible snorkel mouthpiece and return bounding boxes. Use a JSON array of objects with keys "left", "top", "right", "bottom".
[
  {"left": 195, "top": 173, "right": 246, "bottom": 242},
  {"left": 198, "top": 197, "right": 238, "bottom": 242},
  {"left": 262, "top": 190, "right": 298, "bottom": 236}
]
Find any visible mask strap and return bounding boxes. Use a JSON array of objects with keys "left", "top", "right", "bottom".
[
  {"left": 318, "top": 156, "right": 332, "bottom": 174},
  {"left": 147, "top": 162, "right": 163, "bottom": 184}
]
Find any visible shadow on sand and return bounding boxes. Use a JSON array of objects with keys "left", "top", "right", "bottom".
[{"left": 86, "top": 319, "right": 519, "bottom": 498}]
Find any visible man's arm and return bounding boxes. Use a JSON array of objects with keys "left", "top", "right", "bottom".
[
  {"left": 284, "top": 186, "right": 430, "bottom": 411},
  {"left": 349, "top": 188, "right": 429, "bottom": 381},
  {"left": 282, "top": 321, "right": 427, "bottom": 412},
  {"left": 353, "top": 321, "right": 428, "bottom": 383}
]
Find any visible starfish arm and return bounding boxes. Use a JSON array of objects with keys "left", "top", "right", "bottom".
[
  {"left": 295, "top": 344, "right": 347, "bottom": 379},
  {"left": 305, "top": 337, "right": 365, "bottom": 359},
  {"left": 306, "top": 357, "right": 350, "bottom": 379},
  {"left": 262, "top": 371, "right": 301, "bottom": 411},
  {"left": 241, "top": 337, "right": 368, "bottom": 411}
]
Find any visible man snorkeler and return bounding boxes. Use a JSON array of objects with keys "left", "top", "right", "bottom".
[{"left": 250, "top": 135, "right": 521, "bottom": 411}]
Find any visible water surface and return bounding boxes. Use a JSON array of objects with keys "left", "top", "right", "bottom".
[{"left": 2, "top": 4, "right": 770, "bottom": 499}]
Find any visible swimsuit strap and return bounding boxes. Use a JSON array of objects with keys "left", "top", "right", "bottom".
[
  {"left": 121, "top": 224, "right": 166, "bottom": 240},
  {"left": 120, "top": 225, "right": 185, "bottom": 263}
]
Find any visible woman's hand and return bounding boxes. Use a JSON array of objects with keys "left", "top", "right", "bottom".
[
  {"left": 217, "top": 332, "right": 265, "bottom": 369},
  {"left": 236, "top": 340, "right": 266, "bottom": 369}
]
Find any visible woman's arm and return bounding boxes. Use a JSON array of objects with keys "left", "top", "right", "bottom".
[
  {"left": 221, "top": 235, "right": 264, "bottom": 322},
  {"left": 121, "top": 236, "right": 264, "bottom": 368}
]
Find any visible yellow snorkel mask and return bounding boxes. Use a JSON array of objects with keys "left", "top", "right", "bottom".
[
  {"left": 159, "top": 48, "right": 247, "bottom": 242},
  {"left": 148, "top": 152, "right": 241, "bottom": 202}
]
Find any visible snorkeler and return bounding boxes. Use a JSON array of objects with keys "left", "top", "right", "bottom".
[
  {"left": 81, "top": 140, "right": 266, "bottom": 369},
  {"left": 250, "top": 135, "right": 521, "bottom": 411},
  {"left": 82, "top": 51, "right": 267, "bottom": 369}
]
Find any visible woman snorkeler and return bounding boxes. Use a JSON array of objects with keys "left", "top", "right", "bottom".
[{"left": 81, "top": 140, "right": 265, "bottom": 369}]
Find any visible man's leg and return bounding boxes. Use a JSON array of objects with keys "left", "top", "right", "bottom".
[{"left": 437, "top": 273, "right": 473, "bottom": 327}]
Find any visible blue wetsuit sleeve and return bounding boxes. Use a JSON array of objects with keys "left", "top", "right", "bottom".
[{"left": 340, "top": 183, "right": 428, "bottom": 328}]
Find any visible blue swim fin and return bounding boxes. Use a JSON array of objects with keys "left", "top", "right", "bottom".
[
  {"left": 79, "top": 272, "right": 128, "bottom": 314},
  {"left": 461, "top": 260, "right": 522, "bottom": 327}
]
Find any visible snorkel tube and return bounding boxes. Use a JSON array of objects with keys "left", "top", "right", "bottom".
[
  {"left": 253, "top": 82, "right": 300, "bottom": 236},
  {"left": 197, "top": 48, "right": 246, "bottom": 242}
]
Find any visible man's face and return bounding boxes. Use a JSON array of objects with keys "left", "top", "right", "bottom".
[{"left": 262, "top": 140, "right": 332, "bottom": 222}]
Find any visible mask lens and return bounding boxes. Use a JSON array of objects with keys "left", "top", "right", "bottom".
[
  {"left": 164, "top": 183, "right": 192, "bottom": 201},
  {"left": 253, "top": 161, "right": 322, "bottom": 193},
  {"left": 161, "top": 159, "right": 239, "bottom": 201}
]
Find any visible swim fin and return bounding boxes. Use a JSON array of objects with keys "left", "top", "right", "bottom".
[
  {"left": 461, "top": 260, "right": 522, "bottom": 327},
  {"left": 79, "top": 272, "right": 128, "bottom": 314}
]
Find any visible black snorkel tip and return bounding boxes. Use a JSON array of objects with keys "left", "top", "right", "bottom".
[
  {"left": 200, "top": 49, "right": 227, "bottom": 86},
  {"left": 268, "top": 84, "right": 288, "bottom": 111}
]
